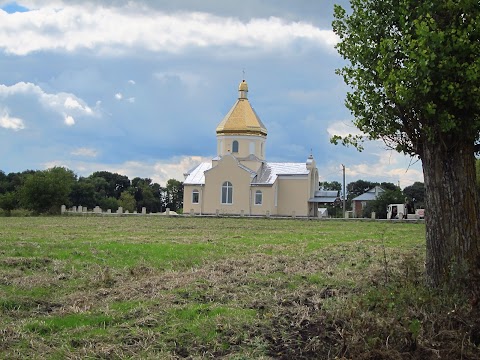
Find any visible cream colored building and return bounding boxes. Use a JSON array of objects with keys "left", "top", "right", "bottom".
[{"left": 183, "top": 79, "right": 324, "bottom": 217}]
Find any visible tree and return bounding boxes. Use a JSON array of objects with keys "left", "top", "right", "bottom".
[
  {"left": 98, "top": 196, "right": 119, "bottom": 212},
  {"left": 118, "top": 192, "right": 136, "bottom": 213},
  {"left": 333, "top": 0, "right": 480, "bottom": 289},
  {"left": 89, "top": 171, "right": 130, "bottom": 199},
  {"left": 319, "top": 181, "right": 342, "bottom": 192},
  {"left": 165, "top": 179, "right": 183, "bottom": 212},
  {"left": 19, "top": 167, "right": 76, "bottom": 214},
  {"left": 69, "top": 178, "right": 97, "bottom": 209},
  {"left": 0, "top": 191, "right": 18, "bottom": 215},
  {"left": 0, "top": 170, "right": 7, "bottom": 194},
  {"left": 403, "top": 182, "right": 425, "bottom": 208}
]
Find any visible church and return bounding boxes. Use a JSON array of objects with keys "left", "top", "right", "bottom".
[{"left": 183, "top": 79, "right": 324, "bottom": 217}]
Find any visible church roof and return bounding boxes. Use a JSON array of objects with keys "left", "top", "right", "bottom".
[
  {"left": 216, "top": 80, "right": 268, "bottom": 137},
  {"left": 252, "top": 162, "right": 309, "bottom": 185},
  {"left": 183, "top": 162, "right": 212, "bottom": 185},
  {"left": 184, "top": 160, "right": 309, "bottom": 186}
]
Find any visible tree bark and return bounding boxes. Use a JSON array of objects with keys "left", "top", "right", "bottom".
[{"left": 421, "top": 139, "right": 480, "bottom": 292}]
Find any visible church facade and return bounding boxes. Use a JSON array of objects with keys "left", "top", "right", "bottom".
[{"left": 183, "top": 79, "right": 323, "bottom": 217}]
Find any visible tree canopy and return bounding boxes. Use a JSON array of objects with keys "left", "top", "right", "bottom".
[
  {"left": 332, "top": 0, "right": 480, "bottom": 155},
  {"left": 333, "top": 0, "right": 480, "bottom": 290}
]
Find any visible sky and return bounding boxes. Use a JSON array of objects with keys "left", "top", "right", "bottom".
[{"left": 0, "top": 0, "right": 424, "bottom": 188}]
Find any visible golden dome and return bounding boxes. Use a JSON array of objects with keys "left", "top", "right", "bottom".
[
  {"left": 216, "top": 80, "right": 267, "bottom": 137},
  {"left": 238, "top": 79, "right": 248, "bottom": 92}
]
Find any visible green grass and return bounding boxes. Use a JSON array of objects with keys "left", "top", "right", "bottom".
[{"left": 0, "top": 216, "right": 478, "bottom": 359}]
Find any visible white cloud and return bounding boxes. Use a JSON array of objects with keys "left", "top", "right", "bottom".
[
  {"left": 128, "top": 80, "right": 136, "bottom": 85},
  {"left": 0, "top": 5, "right": 338, "bottom": 55},
  {"left": 64, "top": 96, "right": 91, "bottom": 113},
  {"left": 71, "top": 147, "right": 98, "bottom": 157},
  {"left": 327, "top": 121, "right": 364, "bottom": 138},
  {"left": 0, "top": 109, "right": 25, "bottom": 131},
  {"left": 126, "top": 97, "right": 135, "bottom": 103},
  {"left": 64, "top": 115, "right": 75, "bottom": 126},
  {"left": 115, "top": 93, "right": 123, "bottom": 100},
  {"left": 0, "top": 82, "right": 97, "bottom": 122},
  {"left": 345, "top": 151, "right": 423, "bottom": 188}
]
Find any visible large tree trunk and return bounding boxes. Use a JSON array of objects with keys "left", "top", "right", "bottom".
[{"left": 421, "top": 140, "right": 480, "bottom": 292}]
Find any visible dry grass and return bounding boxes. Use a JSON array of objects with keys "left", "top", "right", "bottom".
[{"left": 0, "top": 216, "right": 478, "bottom": 359}]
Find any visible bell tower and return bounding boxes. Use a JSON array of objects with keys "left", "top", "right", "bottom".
[{"left": 215, "top": 79, "right": 267, "bottom": 169}]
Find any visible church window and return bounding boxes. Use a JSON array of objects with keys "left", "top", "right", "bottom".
[
  {"left": 222, "top": 181, "right": 233, "bottom": 204},
  {"left": 192, "top": 189, "right": 199, "bottom": 204},
  {"left": 255, "top": 190, "right": 263, "bottom": 205},
  {"left": 232, "top": 140, "right": 239, "bottom": 153}
]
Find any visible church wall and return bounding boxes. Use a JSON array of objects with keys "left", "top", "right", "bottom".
[
  {"left": 276, "top": 177, "right": 309, "bottom": 217},
  {"left": 217, "top": 134, "right": 266, "bottom": 160},
  {"left": 203, "top": 156, "right": 253, "bottom": 215},
  {"left": 183, "top": 184, "right": 203, "bottom": 215},
  {"left": 250, "top": 185, "right": 276, "bottom": 216}
]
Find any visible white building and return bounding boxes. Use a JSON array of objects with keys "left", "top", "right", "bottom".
[{"left": 183, "top": 79, "right": 324, "bottom": 217}]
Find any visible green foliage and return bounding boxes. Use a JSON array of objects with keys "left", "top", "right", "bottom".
[
  {"left": 0, "top": 191, "right": 18, "bottom": 215},
  {"left": 319, "top": 181, "right": 342, "bottom": 191},
  {"left": 131, "top": 177, "right": 163, "bottom": 213},
  {"left": 403, "top": 181, "right": 425, "bottom": 207},
  {"left": 0, "top": 167, "right": 178, "bottom": 215},
  {"left": 165, "top": 178, "right": 184, "bottom": 211},
  {"left": 89, "top": 171, "right": 130, "bottom": 199},
  {"left": 332, "top": 0, "right": 480, "bottom": 154},
  {"left": 19, "top": 167, "right": 76, "bottom": 214},
  {"left": 98, "top": 196, "right": 119, "bottom": 212},
  {"left": 69, "top": 178, "right": 97, "bottom": 208},
  {"left": 118, "top": 191, "right": 136, "bottom": 212}
]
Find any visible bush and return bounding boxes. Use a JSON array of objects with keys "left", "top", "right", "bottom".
[{"left": 9, "top": 208, "right": 35, "bottom": 217}]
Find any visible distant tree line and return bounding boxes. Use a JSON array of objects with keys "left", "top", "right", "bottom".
[
  {"left": 320, "top": 179, "right": 426, "bottom": 219},
  {"left": 0, "top": 167, "right": 183, "bottom": 216}
]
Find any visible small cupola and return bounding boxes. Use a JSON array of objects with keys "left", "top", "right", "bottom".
[
  {"left": 238, "top": 79, "right": 248, "bottom": 99},
  {"left": 306, "top": 153, "right": 316, "bottom": 170}
]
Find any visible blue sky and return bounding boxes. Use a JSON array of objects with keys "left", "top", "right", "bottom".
[{"left": 0, "top": 0, "right": 423, "bottom": 187}]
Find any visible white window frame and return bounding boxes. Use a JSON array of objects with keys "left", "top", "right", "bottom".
[
  {"left": 255, "top": 190, "right": 263, "bottom": 205},
  {"left": 192, "top": 189, "right": 199, "bottom": 204},
  {"left": 221, "top": 181, "right": 233, "bottom": 204}
]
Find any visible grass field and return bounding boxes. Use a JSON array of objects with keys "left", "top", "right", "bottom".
[{"left": 0, "top": 216, "right": 478, "bottom": 359}]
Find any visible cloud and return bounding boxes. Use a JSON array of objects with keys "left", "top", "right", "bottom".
[
  {"left": 64, "top": 96, "right": 91, "bottom": 113},
  {"left": 115, "top": 93, "right": 123, "bottom": 100},
  {"left": 71, "top": 147, "right": 98, "bottom": 157},
  {"left": 0, "top": 4, "right": 338, "bottom": 55},
  {"left": 64, "top": 115, "right": 75, "bottom": 126},
  {"left": 128, "top": 80, "right": 135, "bottom": 85},
  {"left": 0, "top": 82, "right": 97, "bottom": 123},
  {"left": 0, "top": 109, "right": 25, "bottom": 131},
  {"left": 326, "top": 121, "right": 364, "bottom": 138}
]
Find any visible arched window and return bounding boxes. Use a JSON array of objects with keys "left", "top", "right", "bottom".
[
  {"left": 192, "top": 189, "right": 199, "bottom": 204},
  {"left": 221, "top": 181, "right": 233, "bottom": 204},
  {"left": 255, "top": 190, "right": 263, "bottom": 205},
  {"left": 232, "top": 140, "right": 239, "bottom": 153}
]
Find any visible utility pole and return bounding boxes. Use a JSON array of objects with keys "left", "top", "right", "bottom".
[{"left": 342, "top": 164, "right": 346, "bottom": 218}]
